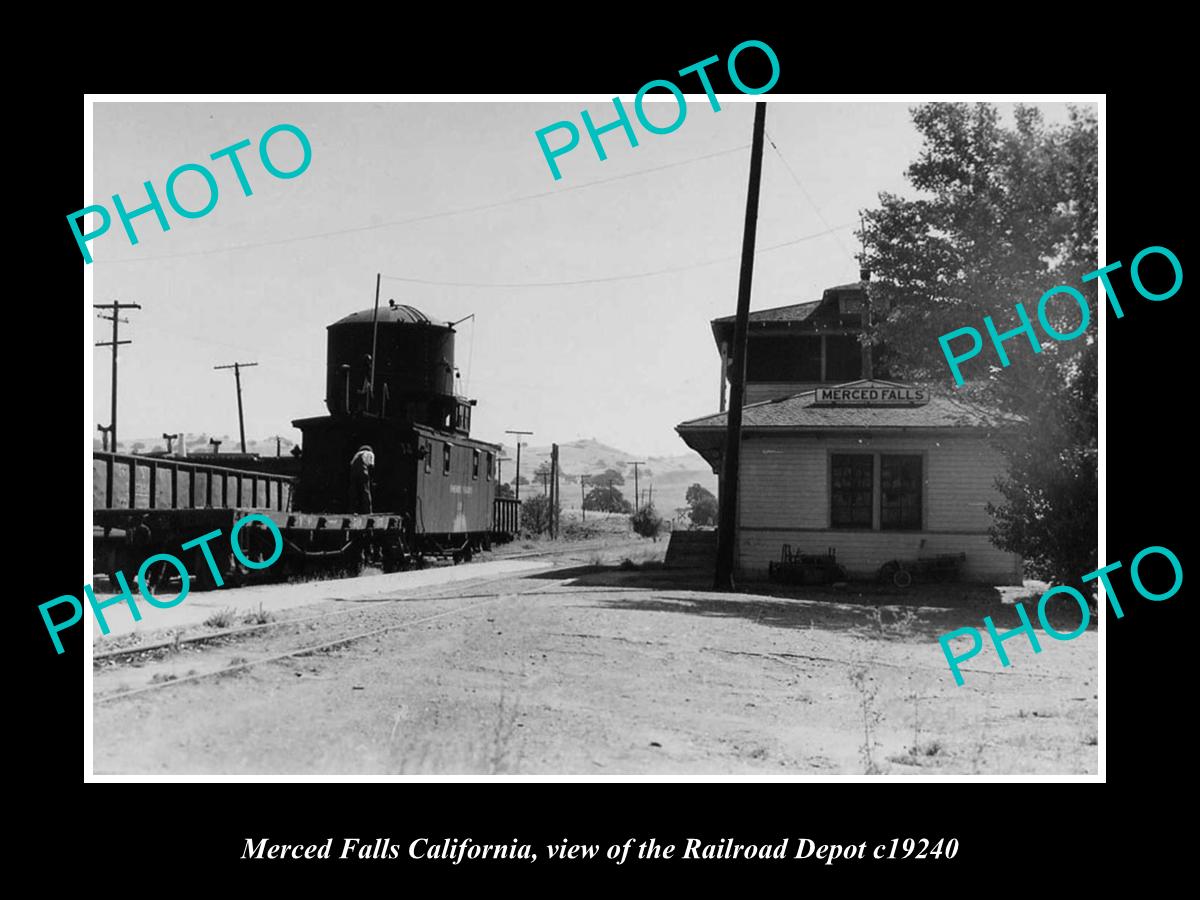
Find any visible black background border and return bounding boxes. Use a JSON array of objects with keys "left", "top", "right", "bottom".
[{"left": 22, "top": 25, "right": 1189, "bottom": 884}]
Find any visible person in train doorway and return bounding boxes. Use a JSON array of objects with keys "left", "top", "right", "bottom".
[{"left": 349, "top": 444, "right": 375, "bottom": 513}]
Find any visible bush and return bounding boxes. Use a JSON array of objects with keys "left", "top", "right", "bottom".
[
  {"left": 630, "top": 504, "right": 664, "bottom": 540},
  {"left": 520, "top": 494, "right": 559, "bottom": 535},
  {"left": 685, "top": 483, "right": 718, "bottom": 526}
]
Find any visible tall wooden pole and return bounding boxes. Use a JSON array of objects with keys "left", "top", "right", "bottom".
[
  {"left": 551, "top": 443, "right": 560, "bottom": 539},
  {"left": 714, "top": 102, "right": 767, "bottom": 591},
  {"left": 95, "top": 301, "right": 140, "bottom": 452},
  {"left": 214, "top": 362, "right": 258, "bottom": 453},
  {"left": 506, "top": 430, "right": 532, "bottom": 500}
]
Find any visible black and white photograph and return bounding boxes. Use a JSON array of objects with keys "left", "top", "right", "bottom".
[{"left": 83, "top": 95, "right": 1101, "bottom": 777}]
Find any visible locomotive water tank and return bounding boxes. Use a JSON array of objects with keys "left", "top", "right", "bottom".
[{"left": 325, "top": 302, "right": 456, "bottom": 420}]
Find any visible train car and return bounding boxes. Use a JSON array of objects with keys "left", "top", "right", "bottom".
[{"left": 92, "top": 301, "right": 521, "bottom": 588}]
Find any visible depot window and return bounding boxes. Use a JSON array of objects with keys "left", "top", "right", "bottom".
[
  {"left": 880, "top": 455, "right": 922, "bottom": 531},
  {"left": 830, "top": 454, "right": 874, "bottom": 529},
  {"left": 443, "top": 442, "right": 452, "bottom": 476},
  {"left": 486, "top": 451, "right": 493, "bottom": 481},
  {"left": 423, "top": 440, "right": 432, "bottom": 474},
  {"left": 472, "top": 449, "right": 480, "bottom": 480},
  {"left": 830, "top": 452, "right": 923, "bottom": 531}
]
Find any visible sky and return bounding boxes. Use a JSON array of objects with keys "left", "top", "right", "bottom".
[{"left": 89, "top": 99, "right": 1083, "bottom": 458}]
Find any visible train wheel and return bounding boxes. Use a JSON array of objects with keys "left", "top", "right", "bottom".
[
  {"left": 343, "top": 547, "right": 365, "bottom": 578},
  {"left": 381, "top": 546, "right": 408, "bottom": 574},
  {"left": 462, "top": 545, "right": 474, "bottom": 563},
  {"left": 190, "top": 548, "right": 227, "bottom": 592}
]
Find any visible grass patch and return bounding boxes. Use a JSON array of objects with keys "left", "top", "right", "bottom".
[
  {"left": 242, "top": 602, "right": 274, "bottom": 626},
  {"left": 203, "top": 607, "right": 237, "bottom": 629}
]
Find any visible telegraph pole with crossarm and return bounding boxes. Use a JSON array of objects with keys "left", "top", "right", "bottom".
[
  {"left": 214, "top": 362, "right": 258, "bottom": 454},
  {"left": 94, "top": 301, "right": 141, "bottom": 453}
]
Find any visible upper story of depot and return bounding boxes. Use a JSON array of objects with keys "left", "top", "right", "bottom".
[{"left": 711, "top": 279, "right": 888, "bottom": 408}]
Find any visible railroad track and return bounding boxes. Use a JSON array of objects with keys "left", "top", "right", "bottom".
[
  {"left": 94, "top": 576, "right": 575, "bottom": 704},
  {"left": 92, "top": 537, "right": 629, "bottom": 664}
]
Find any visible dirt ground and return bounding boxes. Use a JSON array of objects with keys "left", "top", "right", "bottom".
[{"left": 92, "top": 529, "right": 1098, "bottom": 776}]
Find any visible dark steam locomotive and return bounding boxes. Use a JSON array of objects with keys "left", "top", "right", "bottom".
[{"left": 92, "top": 303, "right": 520, "bottom": 588}]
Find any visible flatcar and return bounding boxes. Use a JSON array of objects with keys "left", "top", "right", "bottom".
[{"left": 93, "top": 302, "right": 521, "bottom": 589}]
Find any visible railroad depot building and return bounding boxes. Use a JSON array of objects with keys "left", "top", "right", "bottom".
[{"left": 676, "top": 281, "right": 1024, "bottom": 584}]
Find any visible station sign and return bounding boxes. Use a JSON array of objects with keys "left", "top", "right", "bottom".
[{"left": 814, "top": 385, "right": 929, "bottom": 406}]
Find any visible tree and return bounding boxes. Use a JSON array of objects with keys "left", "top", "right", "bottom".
[
  {"left": 861, "top": 103, "right": 1098, "bottom": 582},
  {"left": 631, "top": 504, "right": 664, "bottom": 540},
  {"left": 862, "top": 103, "right": 1097, "bottom": 398},
  {"left": 583, "top": 484, "right": 632, "bottom": 514},
  {"left": 685, "top": 483, "right": 719, "bottom": 527},
  {"left": 496, "top": 482, "right": 514, "bottom": 499},
  {"left": 597, "top": 468, "right": 625, "bottom": 486},
  {"left": 520, "top": 493, "right": 559, "bottom": 535},
  {"left": 988, "top": 339, "right": 1097, "bottom": 580}
]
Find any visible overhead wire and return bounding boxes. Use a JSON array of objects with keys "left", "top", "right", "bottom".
[
  {"left": 378, "top": 222, "right": 855, "bottom": 289},
  {"left": 765, "top": 128, "right": 860, "bottom": 267},
  {"left": 93, "top": 144, "right": 751, "bottom": 265}
]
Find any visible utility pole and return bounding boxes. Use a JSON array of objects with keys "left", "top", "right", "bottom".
[
  {"left": 551, "top": 443, "right": 559, "bottom": 539},
  {"left": 580, "top": 474, "right": 589, "bottom": 522},
  {"left": 715, "top": 101, "right": 767, "bottom": 591},
  {"left": 209, "top": 438, "right": 222, "bottom": 455},
  {"left": 94, "top": 301, "right": 141, "bottom": 452},
  {"left": 162, "top": 432, "right": 180, "bottom": 454},
  {"left": 623, "top": 461, "right": 645, "bottom": 513},
  {"left": 505, "top": 430, "right": 532, "bottom": 500},
  {"left": 214, "top": 361, "right": 258, "bottom": 453}
]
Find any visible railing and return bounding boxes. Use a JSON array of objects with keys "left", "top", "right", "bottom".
[
  {"left": 93, "top": 451, "right": 296, "bottom": 512},
  {"left": 493, "top": 496, "right": 521, "bottom": 535}
]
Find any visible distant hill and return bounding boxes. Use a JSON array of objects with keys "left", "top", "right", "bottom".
[{"left": 495, "top": 437, "right": 716, "bottom": 520}]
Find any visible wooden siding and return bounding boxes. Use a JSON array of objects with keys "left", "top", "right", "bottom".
[
  {"left": 735, "top": 433, "right": 1022, "bottom": 583},
  {"left": 414, "top": 437, "right": 495, "bottom": 535}
]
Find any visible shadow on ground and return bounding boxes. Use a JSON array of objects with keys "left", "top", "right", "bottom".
[{"left": 533, "top": 565, "right": 1096, "bottom": 639}]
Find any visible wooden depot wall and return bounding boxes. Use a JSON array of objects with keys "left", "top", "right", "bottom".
[{"left": 734, "top": 432, "right": 1023, "bottom": 583}]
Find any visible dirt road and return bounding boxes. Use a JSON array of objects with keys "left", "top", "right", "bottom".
[{"left": 92, "top": 544, "right": 1097, "bottom": 776}]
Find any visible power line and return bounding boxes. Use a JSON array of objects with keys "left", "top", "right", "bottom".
[
  {"left": 93, "top": 144, "right": 751, "bottom": 265},
  {"left": 765, "top": 129, "right": 859, "bottom": 267},
  {"left": 379, "top": 222, "right": 854, "bottom": 289}
]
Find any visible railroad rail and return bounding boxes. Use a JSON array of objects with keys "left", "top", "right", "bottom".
[
  {"left": 92, "top": 537, "right": 628, "bottom": 666},
  {"left": 94, "top": 577, "right": 575, "bottom": 703}
]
